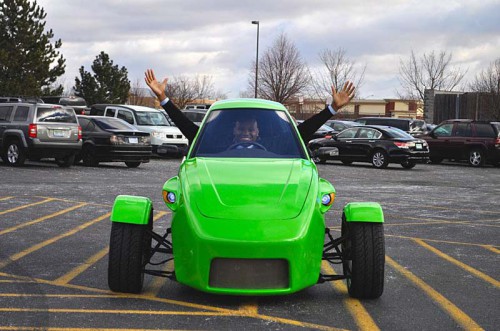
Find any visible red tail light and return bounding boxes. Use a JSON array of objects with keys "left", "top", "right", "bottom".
[
  {"left": 495, "top": 137, "right": 500, "bottom": 147},
  {"left": 78, "top": 126, "right": 82, "bottom": 140},
  {"left": 28, "top": 124, "right": 37, "bottom": 138},
  {"left": 393, "top": 141, "right": 409, "bottom": 149}
]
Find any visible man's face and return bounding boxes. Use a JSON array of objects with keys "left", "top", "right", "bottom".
[{"left": 233, "top": 119, "right": 259, "bottom": 142}]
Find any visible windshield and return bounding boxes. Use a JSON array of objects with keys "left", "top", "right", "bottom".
[
  {"left": 385, "top": 127, "right": 415, "bottom": 139},
  {"left": 36, "top": 107, "right": 77, "bottom": 123},
  {"left": 94, "top": 117, "right": 137, "bottom": 131},
  {"left": 191, "top": 108, "right": 307, "bottom": 159},
  {"left": 136, "top": 111, "right": 171, "bottom": 126}
]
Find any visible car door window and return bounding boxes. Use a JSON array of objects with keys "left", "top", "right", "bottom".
[
  {"left": 0, "top": 106, "right": 13, "bottom": 121},
  {"left": 117, "top": 109, "right": 134, "bottom": 124},
  {"left": 433, "top": 123, "right": 453, "bottom": 137},
  {"left": 337, "top": 128, "right": 358, "bottom": 139},
  {"left": 474, "top": 124, "right": 495, "bottom": 137},
  {"left": 454, "top": 123, "right": 471, "bottom": 137},
  {"left": 106, "top": 108, "right": 117, "bottom": 117},
  {"left": 333, "top": 123, "right": 345, "bottom": 131},
  {"left": 357, "top": 128, "right": 381, "bottom": 139},
  {"left": 13, "top": 106, "right": 29, "bottom": 121},
  {"left": 77, "top": 117, "right": 91, "bottom": 130}
]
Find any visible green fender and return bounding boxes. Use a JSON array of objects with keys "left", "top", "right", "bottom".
[
  {"left": 343, "top": 202, "right": 384, "bottom": 223},
  {"left": 111, "top": 195, "right": 152, "bottom": 225}
]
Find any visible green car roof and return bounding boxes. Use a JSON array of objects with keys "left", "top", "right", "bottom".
[{"left": 209, "top": 98, "right": 287, "bottom": 111}]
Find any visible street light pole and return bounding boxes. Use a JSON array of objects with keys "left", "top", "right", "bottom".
[{"left": 251, "top": 20, "right": 259, "bottom": 98}]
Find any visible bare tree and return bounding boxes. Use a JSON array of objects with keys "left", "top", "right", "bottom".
[
  {"left": 128, "top": 78, "right": 154, "bottom": 106},
  {"left": 166, "top": 75, "right": 216, "bottom": 109},
  {"left": 312, "top": 48, "right": 365, "bottom": 100},
  {"left": 469, "top": 58, "right": 500, "bottom": 120},
  {"left": 249, "top": 33, "right": 310, "bottom": 103},
  {"left": 398, "top": 50, "right": 467, "bottom": 100}
]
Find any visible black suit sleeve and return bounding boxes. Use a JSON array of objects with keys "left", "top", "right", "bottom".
[
  {"left": 297, "top": 107, "right": 332, "bottom": 142},
  {"left": 161, "top": 100, "right": 199, "bottom": 143}
]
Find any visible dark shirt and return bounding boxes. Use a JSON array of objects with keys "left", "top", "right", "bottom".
[{"left": 161, "top": 100, "right": 333, "bottom": 144}]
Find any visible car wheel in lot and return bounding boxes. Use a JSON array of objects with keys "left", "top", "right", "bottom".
[
  {"left": 82, "top": 145, "right": 99, "bottom": 167},
  {"left": 371, "top": 150, "right": 389, "bottom": 169},
  {"left": 429, "top": 156, "right": 443, "bottom": 164},
  {"left": 5, "top": 140, "right": 26, "bottom": 166},
  {"left": 108, "top": 215, "right": 152, "bottom": 294},
  {"left": 468, "top": 149, "right": 485, "bottom": 167},
  {"left": 125, "top": 161, "right": 141, "bottom": 168},
  {"left": 56, "top": 154, "right": 75, "bottom": 168},
  {"left": 341, "top": 160, "right": 353, "bottom": 165},
  {"left": 341, "top": 214, "right": 385, "bottom": 299},
  {"left": 401, "top": 160, "right": 416, "bottom": 169}
]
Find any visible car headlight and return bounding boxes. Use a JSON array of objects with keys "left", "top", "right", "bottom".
[
  {"left": 151, "top": 131, "right": 163, "bottom": 137},
  {"left": 321, "top": 193, "right": 335, "bottom": 206},
  {"left": 163, "top": 191, "right": 176, "bottom": 203}
]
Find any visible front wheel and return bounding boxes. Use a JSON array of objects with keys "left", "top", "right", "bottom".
[
  {"left": 468, "top": 149, "right": 485, "bottom": 167},
  {"left": 108, "top": 216, "right": 152, "bottom": 293},
  {"left": 341, "top": 215, "right": 385, "bottom": 299}
]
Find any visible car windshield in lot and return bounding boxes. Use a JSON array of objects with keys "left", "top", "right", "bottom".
[
  {"left": 191, "top": 108, "right": 306, "bottom": 159},
  {"left": 93, "top": 117, "right": 138, "bottom": 130},
  {"left": 135, "top": 111, "right": 171, "bottom": 126},
  {"left": 36, "top": 107, "right": 77, "bottom": 123},
  {"left": 384, "top": 127, "right": 416, "bottom": 139}
]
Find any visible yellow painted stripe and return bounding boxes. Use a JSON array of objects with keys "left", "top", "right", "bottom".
[
  {"left": 382, "top": 202, "right": 500, "bottom": 215},
  {"left": 144, "top": 259, "right": 173, "bottom": 297},
  {"left": 414, "top": 239, "right": 500, "bottom": 288},
  {"left": 0, "top": 213, "right": 110, "bottom": 269},
  {"left": 385, "top": 234, "right": 499, "bottom": 248},
  {"left": 386, "top": 256, "right": 483, "bottom": 330},
  {"left": 0, "top": 197, "right": 13, "bottom": 201},
  {"left": 0, "top": 198, "right": 54, "bottom": 216},
  {"left": 0, "top": 203, "right": 87, "bottom": 236},
  {"left": 322, "top": 261, "right": 380, "bottom": 331},
  {"left": 33, "top": 196, "right": 112, "bottom": 207},
  {"left": 53, "top": 247, "right": 109, "bottom": 285},
  {"left": 0, "top": 328, "right": 188, "bottom": 331},
  {"left": 239, "top": 299, "right": 259, "bottom": 315},
  {"left": 0, "top": 308, "right": 228, "bottom": 316},
  {"left": 482, "top": 245, "right": 500, "bottom": 254}
]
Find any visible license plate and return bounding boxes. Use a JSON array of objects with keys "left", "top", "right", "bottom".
[
  {"left": 53, "top": 129, "right": 66, "bottom": 137},
  {"left": 416, "top": 143, "right": 422, "bottom": 149},
  {"left": 128, "top": 137, "right": 138, "bottom": 144}
]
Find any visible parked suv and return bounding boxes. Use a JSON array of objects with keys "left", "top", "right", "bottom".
[
  {"left": 40, "top": 96, "right": 88, "bottom": 115},
  {"left": 0, "top": 102, "right": 82, "bottom": 167},
  {"left": 89, "top": 104, "right": 189, "bottom": 156},
  {"left": 354, "top": 117, "right": 427, "bottom": 136},
  {"left": 421, "top": 119, "right": 500, "bottom": 167}
]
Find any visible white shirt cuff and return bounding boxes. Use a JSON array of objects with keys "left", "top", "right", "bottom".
[
  {"left": 327, "top": 104, "right": 336, "bottom": 115},
  {"left": 160, "top": 97, "right": 169, "bottom": 106}
]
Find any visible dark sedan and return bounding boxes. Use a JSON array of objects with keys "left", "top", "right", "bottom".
[
  {"left": 308, "top": 125, "right": 429, "bottom": 169},
  {"left": 76, "top": 116, "right": 152, "bottom": 167}
]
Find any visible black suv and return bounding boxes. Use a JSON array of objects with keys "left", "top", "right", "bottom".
[
  {"left": 0, "top": 102, "right": 82, "bottom": 167},
  {"left": 354, "top": 117, "right": 427, "bottom": 136},
  {"left": 422, "top": 119, "right": 500, "bottom": 167}
]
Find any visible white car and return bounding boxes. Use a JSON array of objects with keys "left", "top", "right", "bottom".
[{"left": 89, "top": 104, "right": 189, "bottom": 156}]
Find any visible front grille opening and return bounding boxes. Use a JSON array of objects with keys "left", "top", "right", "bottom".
[{"left": 209, "top": 258, "right": 289, "bottom": 289}]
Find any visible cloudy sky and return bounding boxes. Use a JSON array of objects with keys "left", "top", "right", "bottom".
[{"left": 37, "top": 0, "right": 500, "bottom": 99}]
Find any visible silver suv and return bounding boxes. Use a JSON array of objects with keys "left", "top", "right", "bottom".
[{"left": 0, "top": 102, "right": 82, "bottom": 167}]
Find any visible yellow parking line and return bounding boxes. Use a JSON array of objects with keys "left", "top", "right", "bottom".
[
  {"left": 385, "top": 234, "right": 499, "bottom": 248},
  {"left": 0, "top": 197, "right": 13, "bottom": 201},
  {"left": 0, "top": 203, "right": 87, "bottom": 236},
  {"left": 53, "top": 247, "right": 109, "bottom": 285},
  {"left": 0, "top": 213, "right": 110, "bottom": 270},
  {"left": 0, "top": 307, "right": 229, "bottom": 316},
  {"left": 382, "top": 202, "right": 500, "bottom": 215},
  {"left": 0, "top": 328, "right": 193, "bottom": 331},
  {"left": 321, "top": 261, "right": 380, "bottom": 331},
  {"left": 413, "top": 239, "right": 500, "bottom": 288},
  {"left": 0, "top": 198, "right": 54, "bottom": 216},
  {"left": 386, "top": 256, "right": 483, "bottom": 330},
  {"left": 483, "top": 245, "right": 500, "bottom": 254},
  {"left": 239, "top": 299, "right": 259, "bottom": 315}
]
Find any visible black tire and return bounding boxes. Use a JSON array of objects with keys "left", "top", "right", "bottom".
[
  {"left": 125, "top": 161, "right": 141, "bottom": 168},
  {"left": 56, "top": 154, "right": 75, "bottom": 168},
  {"left": 371, "top": 150, "right": 389, "bottom": 169},
  {"left": 401, "top": 160, "right": 416, "bottom": 169},
  {"left": 312, "top": 156, "right": 326, "bottom": 164},
  {"left": 341, "top": 160, "right": 353, "bottom": 165},
  {"left": 468, "top": 149, "right": 485, "bottom": 167},
  {"left": 5, "top": 140, "right": 26, "bottom": 166},
  {"left": 341, "top": 214, "right": 385, "bottom": 299},
  {"left": 429, "top": 155, "right": 443, "bottom": 164},
  {"left": 82, "top": 144, "right": 99, "bottom": 167},
  {"left": 108, "top": 211, "right": 153, "bottom": 293}
]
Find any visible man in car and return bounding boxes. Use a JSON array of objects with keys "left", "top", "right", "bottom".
[{"left": 144, "top": 69, "right": 355, "bottom": 143}]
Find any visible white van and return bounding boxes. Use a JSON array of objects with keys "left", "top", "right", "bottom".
[{"left": 89, "top": 104, "right": 189, "bottom": 156}]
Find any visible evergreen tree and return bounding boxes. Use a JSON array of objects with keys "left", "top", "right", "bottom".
[
  {"left": 74, "top": 51, "right": 130, "bottom": 105},
  {"left": 0, "top": 0, "right": 65, "bottom": 96}
]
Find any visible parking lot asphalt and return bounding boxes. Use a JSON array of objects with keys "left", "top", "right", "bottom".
[{"left": 0, "top": 158, "right": 499, "bottom": 330}]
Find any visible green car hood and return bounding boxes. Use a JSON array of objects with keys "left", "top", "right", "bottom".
[{"left": 183, "top": 158, "right": 314, "bottom": 220}]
